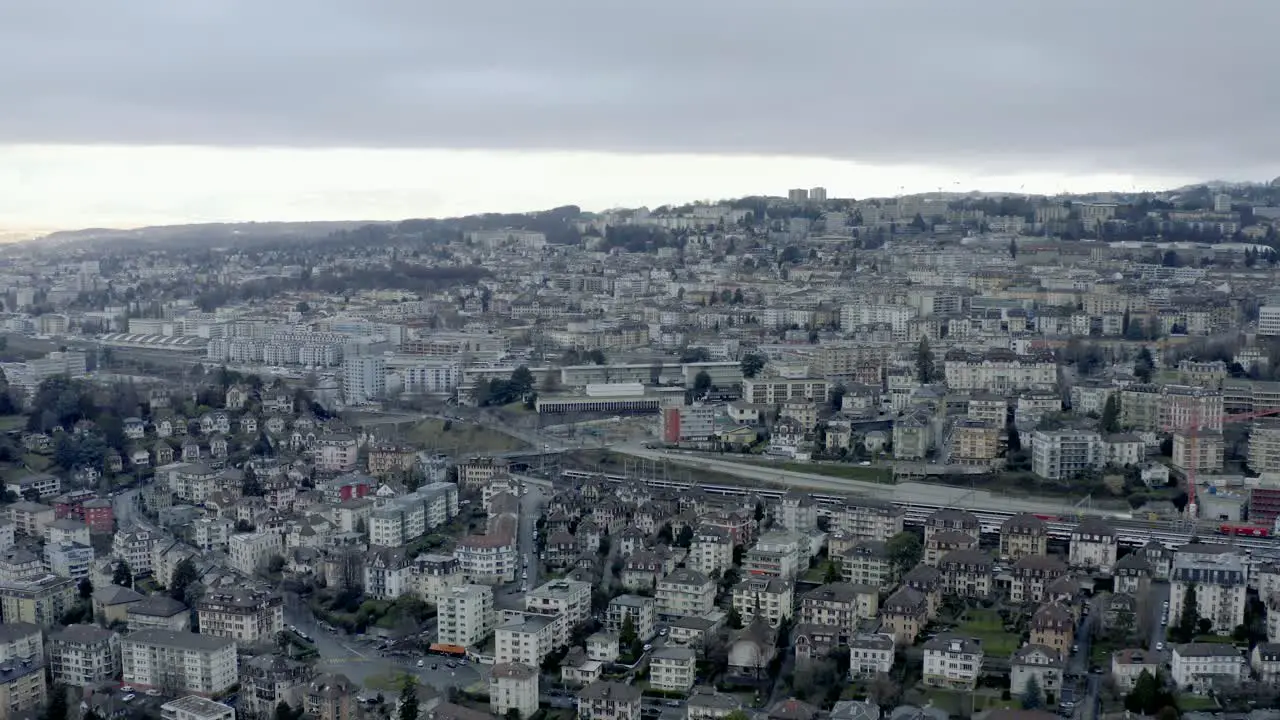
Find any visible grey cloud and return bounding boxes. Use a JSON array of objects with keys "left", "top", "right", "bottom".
[{"left": 1, "top": 0, "right": 1276, "bottom": 179}]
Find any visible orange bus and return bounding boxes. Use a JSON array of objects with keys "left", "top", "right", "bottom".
[{"left": 429, "top": 643, "right": 467, "bottom": 657}]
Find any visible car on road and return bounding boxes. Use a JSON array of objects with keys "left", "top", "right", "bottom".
[
  {"left": 447, "top": 661, "right": 457, "bottom": 668},
  {"left": 122, "top": 694, "right": 136, "bottom": 703},
  {"left": 121, "top": 686, "right": 134, "bottom": 693},
  {"left": 643, "top": 643, "right": 653, "bottom": 652},
  {"left": 658, "top": 628, "right": 668, "bottom": 636},
  {"left": 521, "top": 570, "right": 528, "bottom": 579},
  {"left": 417, "top": 659, "right": 425, "bottom": 667},
  {"left": 1156, "top": 642, "right": 1165, "bottom": 651}
]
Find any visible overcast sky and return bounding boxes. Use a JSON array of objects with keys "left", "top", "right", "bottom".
[{"left": 1, "top": 1, "right": 1270, "bottom": 230}]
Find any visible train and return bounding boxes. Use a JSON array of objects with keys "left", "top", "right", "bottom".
[{"left": 1217, "top": 523, "right": 1271, "bottom": 538}]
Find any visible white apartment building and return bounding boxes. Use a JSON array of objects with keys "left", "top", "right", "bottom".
[
  {"left": 438, "top": 584, "right": 495, "bottom": 648},
  {"left": 943, "top": 350, "right": 1056, "bottom": 392},
  {"left": 1031, "top": 430, "right": 1101, "bottom": 481},
  {"left": 45, "top": 543, "right": 94, "bottom": 580},
  {"left": 369, "top": 482, "right": 459, "bottom": 547},
  {"left": 741, "top": 376, "right": 828, "bottom": 405},
  {"left": 526, "top": 579, "right": 591, "bottom": 628},
  {"left": 1170, "top": 547, "right": 1247, "bottom": 634},
  {"left": 48, "top": 624, "right": 121, "bottom": 687},
  {"left": 656, "top": 569, "right": 716, "bottom": 618},
  {"left": 6, "top": 502, "right": 54, "bottom": 538},
  {"left": 45, "top": 519, "right": 90, "bottom": 548},
  {"left": 831, "top": 499, "right": 904, "bottom": 542},
  {"left": 0, "top": 621, "right": 42, "bottom": 663},
  {"left": 495, "top": 615, "right": 557, "bottom": 666},
  {"left": 732, "top": 577, "right": 794, "bottom": 627},
  {"left": 922, "top": 635, "right": 984, "bottom": 690},
  {"left": 489, "top": 663, "right": 539, "bottom": 720},
  {"left": 113, "top": 529, "right": 158, "bottom": 575},
  {"left": 1171, "top": 643, "right": 1246, "bottom": 694},
  {"left": 1249, "top": 419, "right": 1280, "bottom": 473},
  {"left": 454, "top": 534, "right": 518, "bottom": 585},
  {"left": 688, "top": 527, "right": 733, "bottom": 576},
  {"left": 577, "top": 681, "right": 642, "bottom": 720},
  {"left": 121, "top": 629, "right": 238, "bottom": 696},
  {"left": 607, "top": 595, "right": 657, "bottom": 642},
  {"left": 1259, "top": 305, "right": 1280, "bottom": 337},
  {"left": 1068, "top": 519, "right": 1118, "bottom": 572},
  {"left": 1010, "top": 645, "right": 1064, "bottom": 701},
  {"left": 742, "top": 532, "right": 803, "bottom": 579},
  {"left": 847, "top": 633, "right": 895, "bottom": 678},
  {"left": 196, "top": 588, "right": 284, "bottom": 644},
  {"left": 649, "top": 646, "right": 697, "bottom": 692},
  {"left": 342, "top": 355, "right": 386, "bottom": 404},
  {"left": 228, "top": 531, "right": 283, "bottom": 575}
]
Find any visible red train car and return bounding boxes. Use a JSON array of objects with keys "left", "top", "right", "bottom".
[
  {"left": 1217, "top": 523, "right": 1270, "bottom": 538},
  {"left": 1032, "top": 513, "right": 1059, "bottom": 522}
]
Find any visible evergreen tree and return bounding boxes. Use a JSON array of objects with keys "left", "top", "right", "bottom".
[
  {"left": 169, "top": 557, "right": 199, "bottom": 602},
  {"left": 1021, "top": 675, "right": 1043, "bottom": 709},
  {"left": 398, "top": 677, "right": 419, "bottom": 720},
  {"left": 112, "top": 560, "right": 132, "bottom": 588},
  {"left": 1009, "top": 238, "right": 1018, "bottom": 259},
  {"left": 1101, "top": 394, "right": 1121, "bottom": 433},
  {"left": 1176, "top": 583, "right": 1199, "bottom": 642},
  {"left": 915, "top": 337, "right": 935, "bottom": 384},
  {"left": 43, "top": 684, "right": 68, "bottom": 720}
]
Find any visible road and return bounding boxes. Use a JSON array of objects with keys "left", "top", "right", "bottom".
[
  {"left": 284, "top": 596, "right": 486, "bottom": 692},
  {"left": 496, "top": 484, "right": 546, "bottom": 610},
  {"left": 612, "top": 445, "right": 1131, "bottom": 518}
]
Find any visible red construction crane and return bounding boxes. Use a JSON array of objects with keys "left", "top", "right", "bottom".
[{"left": 1164, "top": 403, "right": 1280, "bottom": 520}]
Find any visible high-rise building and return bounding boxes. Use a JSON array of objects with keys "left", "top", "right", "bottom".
[
  {"left": 809, "top": 187, "right": 828, "bottom": 202},
  {"left": 341, "top": 355, "right": 386, "bottom": 403},
  {"left": 787, "top": 188, "right": 809, "bottom": 203}
]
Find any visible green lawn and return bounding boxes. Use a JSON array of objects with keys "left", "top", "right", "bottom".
[
  {"left": 402, "top": 419, "right": 530, "bottom": 455},
  {"left": 0, "top": 415, "right": 24, "bottom": 431},
  {"left": 1177, "top": 695, "right": 1218, "bottom": 712},
  {"left": 922, "top": 688, "right": 1016, "bottom": 715},
  {"left": 956, "top": 609, "right": 1021, "bottom": 656},
  {"left": 801, "top": 560, "right": 840, "bottom": 583}
]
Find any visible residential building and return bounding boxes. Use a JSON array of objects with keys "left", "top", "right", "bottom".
[
  {"left": 127, "top": 596, "right": 191, "bottom": 632},
  {"left": 688, "top": 526, "right": 734, "bottom": 577},
  {"left": 197, "top": 588, "right": 284, "bottom": 644},
  {"left": 831, "top": 499, "right": 904, "bottom": 542},
  {"left": 438, "top": 584, "right": 495, "bottom": 648},
  {"left": 0, "top": 575, "right": 77, "bottom": 626},
  {"left": 1068, "top": 519, "right": 1117, "bottom": 572},
  {"left": 1250, "top": 643, "right": 1280, "bottom": 684},
  {"left": 1170, "top": 545, "right": 1247, "bottom": 634},
  {"left": 1011, "top": 645, "right": 1064, "bottom": 702},
  {"left": 304, "top": 673, "right": 356, "bottom": 720},
  {"left": 0, "top": 622, "right": 42, "bottom": 664},
  {"left": 922, "top": 635, "right": 983, "bottom": 690},
  {"left": 607, "top": 595, "right": 656, "bottom": 642},
  {"left": 1009, "top": 555, "right": 1068, "bottom": 605},
  {"left": 840, "top": 540, "right": 894, "bottom": 587},
  {"left": 1172, "top": 430, "right": 1224, "bottom": 474},
  {"left": 0, "top": 660, "right": 46, "bottom": 719},
  {"left": 999, "top": 514, "right": 1048, "bottom": 561},
  {"left": 743, "top": 532, "right": 802, "bottom": 579},
  {"left": 732, "top": 577, "right": 794, "bottom": 628},
  {"left": 121, "top": 629, "right": 238, "bottom": 696},
  {"left": 526, "top": 579, "right": 591, "bottom": 629},
  {"left": 48, "top": 624, "right": 121, "bottom": 687},
  {"left": 938, "top": 549, "right": 993, "bottom": 598},
  {"left": 6, "top": 502, "right": 54, "bottom": 538},
  {"left": 877, "top": 587, "right": 928, "bottom": 646},
  {"left": 1031, "top": 430, "right": 1100, "bottom": 480},
  {"left": 1112, "top": 648, "right": 1159, "bottom": 692},
  {"left": 489, "top": 663, "right": 539, "bottom": 720},
  {"left": 923, "top": 509, "right": 980, "bottom": 544},
  {"left": 650, "top": 646, "right": 697, "bottom": 692},
  {"left": 228, "top": 531, "right": 283, "bottom": 576},
  {"left": 1029, "top": 604, "right": 1075, "bottom": 655},
  {"left": 577, "top": 680, "right": 642, "bottom": 720},
  {"left": 1170, "top": 643, "right": 1245, "bottom": 694},
  {"left": 160, "top": 696, "right": 236, "bottom": 720},
  {"left": 798, "top": 583, "right": 878, "bottom": 636},
  {"left": 656, "top": 569, "right": 716, "bottom": 618},
  {"left": 239, "top": 654, "right": 311, "bottom": 720},
  {"left": 45, "top": 518, "right": 90, "bottom": 548},
  {"left": 846, "top": 633, "right": 895, "bottom": 678},
  {"left": 495, "top": 615, "right": 556, "bottom": 667}
]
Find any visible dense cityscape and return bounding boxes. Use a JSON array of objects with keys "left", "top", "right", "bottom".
[{"left": 8, "top": 181, "right": 1280, "bottom": 720}]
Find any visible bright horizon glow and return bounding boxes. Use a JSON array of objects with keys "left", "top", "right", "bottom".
[{"left": 0, "top": 144, "right": 1198, "bottom": 233}]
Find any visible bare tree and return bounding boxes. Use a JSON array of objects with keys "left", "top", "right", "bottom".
[{"left": 867, "top": 672, "right": 901, "bottom": 707}]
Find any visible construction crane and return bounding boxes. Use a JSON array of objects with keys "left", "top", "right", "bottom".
[{"left": 1164, "top": 401, "right": 1280, "bottom": 521}]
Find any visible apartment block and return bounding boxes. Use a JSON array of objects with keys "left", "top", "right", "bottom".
[
  {"left": 495, "top": 615, "right": 556, "bottom": 666},
  {"left": 489, "top": 663, "right": 539, "bottom": 720},
  {"left": 0, "top": 575, "right": 77, "bottom": 626},
  {"left": 649, "top": 646, "right": 697, "bottom": 692},
  {"left": 656, "top": 569, "right": 716, "bottom": 618},
  {"left": 731, "top": 577, "right": 794, "bottom": 628},
  {"left": 48, "top": 624, "right": 121, "bottom": 687},
  {"left": 197, "top": 588, "right": 284, "bottom": 644},
  {"left": 438, "top": 584, "right": 495, "bottom": 648},
  {"left": 1031, "top": 430, "right": 1101, "bottom": 481},
  {"left": 607, "top": 595, "right": 656, "bottom": 642},
  {"left": 228, "top": 531, "right": 283, "bottom": 576},
  {"left": 160, "top": 696, "right": 236, "bottom": 720},
  {"left": 121, "top": 629, "right": 238, "bottom": 696},
  {"left": 1170, "top": 546, "right": 1247, "bottom": 634}
]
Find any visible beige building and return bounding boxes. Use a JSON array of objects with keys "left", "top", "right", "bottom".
[
  {"left": 196, "top": 588, "right": 284, "bottom": 644},
  {"left": 649, "top": 646, "right": 697, "bottom": 692},
  {"left": 840, "top": 540, "right": 894, "bottom": 587},
  {"left": 228, "top": 531, "right": 283, "bottom": 575},
  {"left": 495, "top": 615, "right": 557, "bottom": 667},
  {"left": 0, "top": 575, "right": 77, "bottom": 626},
  {"left": 490, "top": 663, "right": 539, "bottom": 719},
  {"left": 0, "top": 661, "right": 46, "bottom": 719},
  {"left": 798, "top": 583, "right": 878, "bottom": 635},
  {"left": 831, "top": 499, "right": 904, "bottom": 541},
  {"left": 121, "top": 629, "right": 238, "bottom": 696},
  {"left": 879, "top": 587, "right": 928, "bottom": 646},
  {"left": 1172, "top": 430, "right": 1224, "bottom": 473},
  {"left": 48, "top": 624, "right": 121, "bottom": 687},
  {"left": 999, "top": 514, "right": 1049, "bottom": 561},
  {"left": 5, "top": 502, "right": 54, "bottom": 538},
  {"left": 938, "top": 550, "right": 994, "bottom": 598},
  {"left": 656, "top": 569, "right": 715, "bottom": 618},
  {"left": 950, "top": 419, "right": 1003, "bottom": 466}
]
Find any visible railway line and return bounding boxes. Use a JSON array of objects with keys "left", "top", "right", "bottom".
[{"left": 560, "top": 468, "right": 1280, "bottom": 557}]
